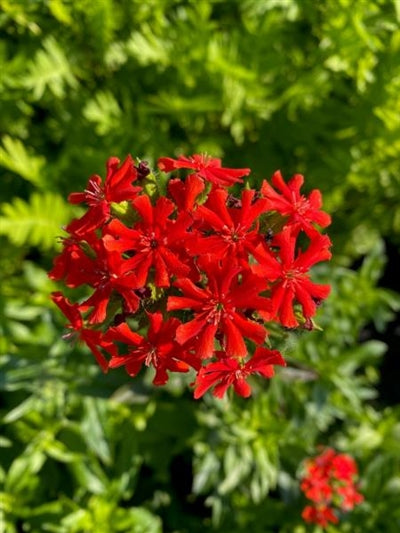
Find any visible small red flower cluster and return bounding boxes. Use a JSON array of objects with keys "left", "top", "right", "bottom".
[
  {"left": 300, "top": 448, "right": 364, "bottom": 528},
  {"left": 50, "top": 153, "right": 331, "bottom": 398}
]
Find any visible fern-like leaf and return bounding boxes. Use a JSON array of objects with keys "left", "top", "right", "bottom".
[
  {"left": 0, "top": 193, "right": 72, "bottom": 250},
  {"left": 126, "top": 24, "right": 170, "bottom": 67},
  {"left": 21, "top": 36, "right": 78, "bottom": 100},
  {"left": 83, "top": 91, "right": 122, "bottom": 135},
  {"left": 0, "top": 136, "right": 46, "bottom": 187}
]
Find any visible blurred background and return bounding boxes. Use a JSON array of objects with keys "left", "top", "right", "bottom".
[{"left": 1, "top": 1, "right": 399, "bottom": 532}]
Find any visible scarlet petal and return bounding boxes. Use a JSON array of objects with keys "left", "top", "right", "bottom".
[
  {"left": 66, "top": 203, "right": 110, "bottom": 236},
  {"left": 212, "top": 377, "right": 234, "bottom": 398},
  {"left": 51, "top": 292, "right": 82, "bottom": 329},
  {"left": 295, "top": 284, "right": 317, "bottom": 318},
  {"left": 83, "top": 334, "right": 109, "bottom": 373},
  {"left": 133, "top": 195, "right": 154, "bottom": 225},
  {"left": 146, "top": 312, "right": 164, "bottom": 337},
  {"left": 233, "top": 378, "right": 252, "bottom": 398},
  {"left": 278, "top": 287, "right": 298, "bottom": 328},
  {"left": 105, "top": 155, "right": 141, "bottom": 203},
  {"left": 173, "top": 278, "right": 209, "bottom": 301},
  {"left": 160, "top": 247, "right": 190, "bottom": 277},
  {"left": 195, "top": 322, "right": 218, "bottom": 359},
  {"left": 175, "top": 316, "right": 205, "bottom": 345},
  {"left": 104, "top": 322, "right": 143, "bottom": 345},
  {"left": 167, "top": 296, "right": 204, "bottom": 312},
  {"left": 231, "top": 312, "right": 267, "bottom": 345},
  {"left": 158, "top": 156, "right": 193, "bottom": 172},
  {"left": 222, "top": 317, "right": 248, "bottom": 357},
  {"left": 68, "top": 192, "right": 86, "bottom": 204},
  {"left": 154, "top": 252, "right": 170, "bottom": 287},
  {"left": 193, "top": 367, "right": 220, "bottom": 399},
  {"left": 247, "top": 347, "right": 286, "bottom": 377}
]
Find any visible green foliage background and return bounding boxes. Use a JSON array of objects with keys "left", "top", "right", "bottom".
[{"left": 1, "top": 1, "right": 400, "bottom": 532}]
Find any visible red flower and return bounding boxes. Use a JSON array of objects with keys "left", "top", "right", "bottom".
[
  {"left": 167, "top": 260, "right": 270, "bottom": 359},
  {"left": 158, "top": 154, "right": 250, "bottom": 187},
  {"left": 104, "top": 312, "right": 195, "bottom": 385},
  {"left": 168, "top": 173, "right": 205, "bottom": 211},
  {"left": 300, "top": 448, "right": 363, "bottom": 528},
  {"left": 193, "top": 347, "right": 285, "bottom": 399},
  {"left": 67, "top": 156, "right": 141, "bottom": 235},
  {"left": 188, "top": 188, "right": 268, "bottom": 263},
  {"left": 253, "top": 228, "right": 331, "bottom": 327},
  {"left": 261, "top": 171, "right": 331, "bottom": 235},
  {"left": 50, "top": 154, "right": 332, "bottom": 399},
  {"left": 300, "top": 472, "right": 333, "bottom": 503},
  {"left": 55, "top": 237, "right": 141, "bottom": 324},
  {"left": 48, "top": 236, "right": 87, "bottom": 282},
  {"left": 302, "top": 505, "right": 339, "bottom": 528},
  {"left": 102, "top": 195, "right": 192, "bottom": 287},
  {"left": 331, "top": 453, "right": 359, "bottom": 481},
  {"left": 51, "top": 292, "right": 114, "bottom": 372}
]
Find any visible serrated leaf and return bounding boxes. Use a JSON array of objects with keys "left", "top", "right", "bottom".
[
  {"left": 0, "top": 192, "right": 71, "bottom": 250},
  {"left": 21, "top": 36, "right": 78, "bottom": 100},
  {"left": 126, "top": 25, "right": 170, "bottom": 67},
  {"left": 0, "top": 136, "right": 46, "bottom": 186},
  {"left": 83, "top": 91, "right": 122, "bottom": 135}
]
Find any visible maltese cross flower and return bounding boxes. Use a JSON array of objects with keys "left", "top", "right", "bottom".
[
  {"left": 190, "top": 188, "right": 268, "bottom": 263},
  {"left": 102, "top": 195, "right": 191, "bottom": 287},
  {"left": 51, "top": 292, "right": 115, "bottom": 372},
  {"left": 67, "top": 155, "right": 141, "bottom": 235},
  {"left": 253, "top": 228, "right": 331, "bottom": 327},
  {"left": 104, "top": 312, "right": 195, "bottom": 385},
  {"left": 167, "top": 260, "right": 270, "bottom": 359},
  {"left": 261, "top": 171, "right": 331, "bottom": 236},
  {"left": 193, "top": 347, "right": 286, "bottom": 399},
  {"left": 300, "top": 448, "right": 363, "bottom": 528},
  {"left": 158, "top": 154, "right": 250, "bottom": 187}
]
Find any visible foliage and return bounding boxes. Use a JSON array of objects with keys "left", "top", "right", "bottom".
[{"left": 0, "top": 1, "right": 399, "bottom": 532}]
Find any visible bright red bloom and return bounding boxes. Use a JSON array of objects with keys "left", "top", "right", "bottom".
[
  {"left": 331, "top": 453, "right": 359, "bottom": 481},
  {"left": 336, "top": 483, "right": 364, "bottom": 511},
  {"left": 158, "top": 154, "right": 250, "bottom": 187},
  {"left": 261, "top": 171, "right": 331, "bottom": 235},
  {"left": 302, "top": 505, "right": 339, "bottom": 528},
  {"left": 102, "top": 195, "right": 192, "bottom": 287},
  {"left": 189, "top": 188, "right": 268, "bottom": 263},
  {"left": 104, "top": 312, "right": 195, "bottom": 385},
  {"left": 193, "top": 347, "right": 285, "bottom": 399},
  {"left": 300, "top": 448, "right": 363, "bottom": 528},
  {"left": 51, "top": 292, "right": 114, "bottom": 371},
  {"left": 253, "top": 228, "right": 331, "bottom": 327},
  {"left": 167, "top": 260, "right": 270, "bottom": 359},
  {"left": 301, "top": 472, "right": 333, "bottom": 503},
  {"left": 67, "top": 156, "right": 141, "bottom": 235},
  {"left": 55, "top": 238, "right": 141, "bottom": 324},
  {"left": 48, "top": 236, "right": 87, "bottom": 282},
  {"left": 168, "top": 173, "right": 205, "bottom": 211},
  {"left": 51, "top": 153, "right": 332, "bottom": 399}
]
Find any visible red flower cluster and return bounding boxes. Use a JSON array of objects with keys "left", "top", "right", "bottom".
[
  {"left": 50, "top": 153, "right": 331, "bottom": 398},
  {"left": 300, "top": 448, "right": 364, "bottom": 528}
]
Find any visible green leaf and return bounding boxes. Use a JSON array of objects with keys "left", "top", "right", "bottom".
[
  {"left": 5, "top": 450, "right": 46, "bottom": 493},
  {"left": 21, "top": 36, "right": 78, "bottom": 100},
  {"left": 0, "top": 192, "right": 71, "bottom": 250},
  {"left": 0, "top": 136, "right": 46, "bottom": 186},
  {"left": 83, "top": 91, "right": 122, "bottom": 135},
  {"left": 81, "top": 398, "right": 112, "bottom": 465}
]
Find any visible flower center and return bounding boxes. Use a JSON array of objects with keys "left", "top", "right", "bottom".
[
  {"left": 145, "top": 347, "right": 158, "bottom": 367},
  {"left": 84, "top": 180, "right": 105, "bottom": 206}
]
